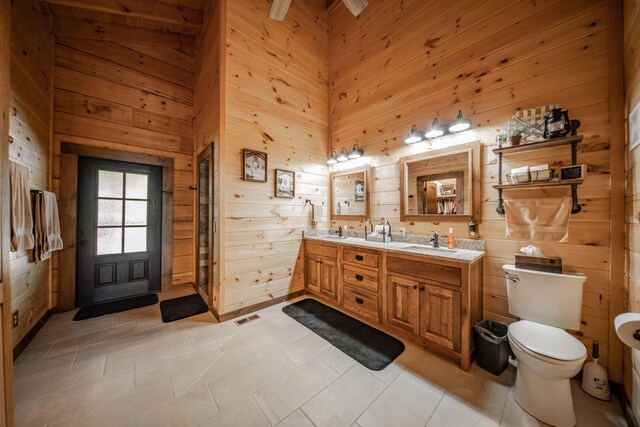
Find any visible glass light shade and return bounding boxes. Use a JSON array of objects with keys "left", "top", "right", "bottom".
[
  {"left": 425, "top": 118, "right": 444, "bottom": 139},
  {"left": 327, "top": 151, "right": 338, "bottom": 165},
  {"left": 448, "top": 110, "right": 471, "bottom": 133},
  {"left": 337, "top": 147, "right": 349, "bottom": 162},
  {"left": 348, "top": 144, "right": 363, "bottom": 159},
  {"left": 405, "top": 124, "right": 423, "bottom": 144}
]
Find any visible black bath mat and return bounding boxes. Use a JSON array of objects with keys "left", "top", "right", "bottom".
[
  {"left": 160, "top": 293, "right": 208, "bottom": 323},
  {"left": 283, "top": 298, "right": 404, "bottom": 371},
  {"left": 73, "top": 294, "right": 159, "bottom": 321}
]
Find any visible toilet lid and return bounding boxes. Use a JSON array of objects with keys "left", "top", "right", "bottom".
[{"left": 508, "top": 320, "right": 586, "bottom": 361}]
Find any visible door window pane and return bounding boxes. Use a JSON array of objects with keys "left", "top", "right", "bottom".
[
  {"left": 125, "top": 201, "right": 147, "bottom": 225},
  {"left": 97, "top": 199, "right": 123, "bottom": 226},
  {"left": 97, "top": 228, "right": 122, "bottom": 255},
  {"left": 126, "top": 173, "right": 148, "bottom": 199},
  {"left": 124, "top": 227, "right": 147, "bottom": 253},
  {"left": 98, "top": 170, "right": 123, "bottom": 198}
]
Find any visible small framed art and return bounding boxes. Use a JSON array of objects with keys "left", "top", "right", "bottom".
[
  {"left": 275, "top": 168, "right": 295, "bottom": 198},
  {"left": 242, "top": 149, "right": 267, "bottom": 182}
]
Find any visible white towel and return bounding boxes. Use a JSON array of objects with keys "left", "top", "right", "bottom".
[
  {"left": 10, "top": 161, "right": 34, "bottom": 251},
  {"left": 33, "top": 191, "right": 63, "bottom": 261},
  {"left": 338, "top": 202, "right": 349, "bottom": 215},
  {"left": 313, "top": 204, "right": 324, "bottom": 220}
]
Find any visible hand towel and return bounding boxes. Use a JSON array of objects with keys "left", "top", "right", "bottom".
[
  {"left": 338, "top": 202, "right": 349, "bottom": 215},
  {"left": 10, "top": 161, "right": 34, "bottom": 251},
  {"left": 504, "top": 196, "right": 571, "bottom": 242},
  {"left": 33, "top": 191, "right": 63, "bottom": 261},
  {"left": 313, "top": 204, "right": 324, "bottom": 220}
]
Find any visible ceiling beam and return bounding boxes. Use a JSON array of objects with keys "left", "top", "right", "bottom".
[
  {"left": 42, "top": 0, "right": 203, "bottom": 27},
  {"left": 268, "top": 0, "right": 292, "bottom": 21},
  {"left": 341, "top": 0, "right": 367, "bottom": 17}
]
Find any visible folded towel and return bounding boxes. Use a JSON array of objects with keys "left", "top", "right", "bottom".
[
  {"left": 530, "top": 164, "right": 549, "bottom": 172},
  {"left": 33, "top": 191, "right": 63, "bottom": 261},
  {"left": 10, "top": 161, "right": 34, "bottom": 251},
  {"left": 504, "top": 196, "right": 571, "bottom": 242}
]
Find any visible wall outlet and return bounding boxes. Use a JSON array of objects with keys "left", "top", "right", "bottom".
[{"left": 12, "top": 311, "right": 18, "bottom": 329}]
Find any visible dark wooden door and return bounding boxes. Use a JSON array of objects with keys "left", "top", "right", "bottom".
[{"left": 76, "top": 157, "right": 162, "bottom": 306}]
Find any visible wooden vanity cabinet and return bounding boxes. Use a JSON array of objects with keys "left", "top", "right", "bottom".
[
  {"left": 303, "top": 240, "right": 482, "bottom": 371},
  {"left": 304, "top": 242, "right": 340, "bottom": 304}
]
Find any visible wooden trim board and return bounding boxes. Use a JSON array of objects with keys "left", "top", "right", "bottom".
[
  {"left": 57, "top": 143, "right": 174, "bottom": 311},
  {"left": 211, "top": 289, "right": 306, "bottom": 322}
]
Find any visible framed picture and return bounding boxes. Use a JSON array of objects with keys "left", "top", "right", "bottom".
[
  {"left": 354, "top": 180, "right": 365, "bottom": 201},
  {"left": 242, "top": 149, "right": 267, "bottom": 182},
  {"left": 275, "top": 168, "right": 295, "bottom": 198}
]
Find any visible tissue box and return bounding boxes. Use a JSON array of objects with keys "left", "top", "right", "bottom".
[{"left": 515, "top": 255, "right": 562, "bottom": 274}]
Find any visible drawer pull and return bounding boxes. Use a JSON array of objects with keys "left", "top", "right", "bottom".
[
  {"left": 355, "top": 255, "right": 364, "bottom": 261},
  {"left": 355, "top": 297, "right": 364, "bottom": 304},
  {"left": 419, "top": 286, "right": 425, "bottom": 291},
  {"left": 355, "top": 274, "right": 364, "bottom": 281}
]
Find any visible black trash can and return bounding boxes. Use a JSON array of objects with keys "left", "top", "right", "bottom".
[{"left": 474, "top": 320, "right": 510, "bottom": 375}]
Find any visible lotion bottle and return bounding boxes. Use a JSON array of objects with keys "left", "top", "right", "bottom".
[{"left": 447, "top": 227, "right": 455, "bottom": 249}]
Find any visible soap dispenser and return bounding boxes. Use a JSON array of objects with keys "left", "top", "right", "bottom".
[{"left": 448, "top": 227, "right": 455, "bottom": 249}]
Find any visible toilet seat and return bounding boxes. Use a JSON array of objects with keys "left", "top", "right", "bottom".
[{"left": 508, "top": 320, "right": 586, "bottom": 363}]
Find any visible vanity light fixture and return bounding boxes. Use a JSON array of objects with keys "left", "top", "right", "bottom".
[
  {"left": 348, "top": 143, "right": 363, "bottom": 159},
  {"left": 405, "top": 110, "right": 472, "bottom": 145},
  {"left": 425, "top": 118, "right": 444, "bottom": 139},
  {"left": 405, "top": 124, "right": 423, "bottom": 144},
  {"left": 326, "top": 151, "right": 338, "bottom": 165},
  {"left": 327, "top": 145, "right": 365, "bottom": 165},
  {"left": 448, "top": 110, "right": 472, "bottom": 133}
]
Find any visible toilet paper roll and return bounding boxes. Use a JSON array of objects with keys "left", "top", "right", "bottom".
[{"left": 614, "top": 313, "right": 640, "bottom": 350}]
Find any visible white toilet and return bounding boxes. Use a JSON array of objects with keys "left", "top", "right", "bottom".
[{"left": 503, "top": 264, "right": 587, "bottom": 427}]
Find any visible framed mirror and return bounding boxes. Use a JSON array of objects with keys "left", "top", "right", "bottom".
[
  {"left": 400, "top": 141, "right": 481, "bottom": 222},
  {"left": 330, "top": 166, "right": 370, "bottom": 221}
]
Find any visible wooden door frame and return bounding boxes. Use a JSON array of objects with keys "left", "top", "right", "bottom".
[
  {"left": 57, "top": 142, "right": 174, "bottom": 311},
  {"left": 195, "top": 143, "right": 213, "bottom": 306},
  {"left": 0, "top": 0, "right": 14, "bottom": 423}
]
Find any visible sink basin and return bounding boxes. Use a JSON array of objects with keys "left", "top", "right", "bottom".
[{"left": 403, "top": 245, "right": 458, "bottom": 254}]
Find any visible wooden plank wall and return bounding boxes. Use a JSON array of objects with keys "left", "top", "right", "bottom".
[
  {"left": 219, "top": 0, "right": 330, "bottom": 314},
  {"left": 624, "top": 0, "right": 640, "bottom": 415},
  {"left": 8, "top": 0, "right": 53, "bottom": 346},
  {"left": 329, "top": 0, "right": 618, "bottom": 370},
  {"left": 50, "top": 6, "right": 197, "bottom": 301},
  {"left": 195, "top": 0, "right": 223, "bottom": 312}
]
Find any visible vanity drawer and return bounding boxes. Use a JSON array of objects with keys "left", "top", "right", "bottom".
[
  {"left": 306, "top": 241, "right": 337, "bottom": 259},
  {"left": 342, "top": 285, "right": 379, "bottom": 322},
  {"left": 343, "top": 247, "right": 378, "bottom": 268},
  {"left": 343, "top": 264, "right": 378, "bottom": 293},
  {"left": 387, "top": 256, "right": 461, "bottom": 286}
]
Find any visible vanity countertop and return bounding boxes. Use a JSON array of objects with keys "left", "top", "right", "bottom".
[{"left": 305, "top": 235, "right": 484, "bottom": 263}]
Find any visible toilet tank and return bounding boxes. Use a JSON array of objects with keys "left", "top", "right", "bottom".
[{"left": 503, "top": 264, "right": 586, "bottom": 330}]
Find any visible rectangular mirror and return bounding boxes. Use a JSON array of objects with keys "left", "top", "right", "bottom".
[
  {"left": 330, "top": 166, "right": 370, "bottom": 221},
  {"left": 400, "top": 141, "right": 481, "bottom": 222}
]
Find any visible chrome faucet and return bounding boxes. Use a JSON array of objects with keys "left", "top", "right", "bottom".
[{"left": 430, "top": 231, "right": 439, "bottom": 248}]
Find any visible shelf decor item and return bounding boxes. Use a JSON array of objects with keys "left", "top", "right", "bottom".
[
  {"left": 275, "top": 168, "right": 295, "bottom": 198},
  {"left": 242, "top": 149, "right": 267, "bottom": 182}
]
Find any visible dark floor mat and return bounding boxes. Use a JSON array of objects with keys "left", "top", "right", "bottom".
[
  {"left": 283, "top": 298, "right": 404, "bottom": 371},
  {"left": 160, "top": 293, "right": 208, "bottom": 323},
  {"left": 73, "top": 294, "right": 159, "bottom": 321}
]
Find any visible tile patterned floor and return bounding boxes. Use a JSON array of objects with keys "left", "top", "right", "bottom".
[{"left": 14, "top": 286, "right": 627, "bottom": 426}]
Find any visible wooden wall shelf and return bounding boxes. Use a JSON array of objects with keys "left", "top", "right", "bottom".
[
  {"left": 493, "top": 178, "right": 584, "bottom": 190},
  {"left": 492, "top": 135, "right": 583, "bottom": 155},
  {"left": 495, "top": 134, "right": 584, "bottom": 214}
]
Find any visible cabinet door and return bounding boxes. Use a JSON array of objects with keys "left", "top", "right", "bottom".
[
  {"left": 386, "top": 275, "right": 420, "bottom": 334},
  {"left": 419, "top": 285, "right": 461, "bottom": 351},
  {"left": 319, "top": 257, "right": 339, "bottom": 303},
  {"left": 305, "top": 255, "right": 322, "bottom": 294}
]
